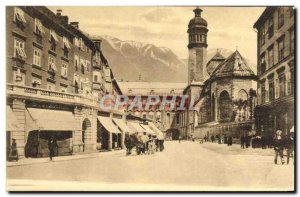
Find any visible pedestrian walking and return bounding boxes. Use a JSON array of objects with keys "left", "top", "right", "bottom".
[
  {"left": 211, "top": 135, "right": 215, "bottom": 143},
  {"left": 227, "top": 136, "right": 233, "bottom": 146},
  {"left": 240, "top": 135, "right": 245, "bottom": 149},
  {"left": 285, "top": 127, "right": 294, "bottom": 165},
  {"left": 274, "top": 130, "right": 285, "bottom": 165},
  {"left": 124, "top": 133, "right": 132, "bottom": 155},
  {"left": 8, "top": 138, "right": 19, "bottom": 161},
  {"left": 48, "top": 136, "right": 58, "bottom": 161}
]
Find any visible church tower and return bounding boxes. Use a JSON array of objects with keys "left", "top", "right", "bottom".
[{"left": 187, "top": 7, "right": 208, "bottom": 85}]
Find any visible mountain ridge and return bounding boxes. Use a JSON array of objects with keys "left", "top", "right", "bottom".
[{"left": 91, "top": 35, "right": 256, "bottom": 83}]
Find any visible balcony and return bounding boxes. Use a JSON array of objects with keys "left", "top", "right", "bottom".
[
  {"left": 6, "top": 84, "right": 124, "bottom": 114},
  {"left": 7, "top": 83, "right": 98, "bottom": 108}
]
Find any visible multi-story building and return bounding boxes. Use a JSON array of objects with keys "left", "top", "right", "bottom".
[
  {"left": 6, "top": 6, "right": 128, "bottom": 159},
  {"left": 177, "top": 7, "right": 258, "bottom": 140},
  {"left": 91, "top": 39, "right": 122, "bottom": 100},
  {"left": 118, "top": 82, "right": 186, "bottom": 137},
  {"left": 254, "top": 7, "right": 295, "bottom": 137}
]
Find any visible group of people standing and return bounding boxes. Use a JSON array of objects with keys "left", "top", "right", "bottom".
[
  {"left": 273, "top": 130, "right": 294, "bottom": 165},
  {"left": 124, "top": 132, "right": 164, "bottom": 156},
  {"left": 206, "top": 134, "right": 233, "bottom": 145}
]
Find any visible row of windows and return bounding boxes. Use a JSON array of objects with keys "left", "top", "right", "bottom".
[
  {"left": 13, "top": 68, "right": 68, "bottom": 92},
  {"left": 13, "top": 7, "right": 90, "bottom": 54},
  {"left": 74, "top": 55, "right": 91, "bottom": 74},
  {"left": 260, "top": 28, "right": 294, "bottom": 74},
  {"left": 260, "top": 68, "right": 294, "bottom": 104},
  {"left": 189, "top": 34, "right": 207, "bottom": 43},
  {"left": 259, "top": 7, "right": 293, "bottom": 47},
  {"left": 13, "top": 38, "right": 93, "bottom": 78}
]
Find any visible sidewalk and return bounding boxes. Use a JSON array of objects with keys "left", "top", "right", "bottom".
[
  {"left": 198, "top": 141, "right": 275, "bottom": 156},
  {"left": 7, "top": 149, "right": 126, "bottom": 167}
]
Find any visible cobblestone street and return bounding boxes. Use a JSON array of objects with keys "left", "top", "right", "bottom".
[{"left": 7, "top": 141, "right": 294, "bottom": 191}]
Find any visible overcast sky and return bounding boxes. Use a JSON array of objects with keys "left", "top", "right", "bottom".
[{"left": 49, "top": 6, "right": 265, "bottom": 63}]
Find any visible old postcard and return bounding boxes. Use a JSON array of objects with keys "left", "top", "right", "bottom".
[{"left": 6, "top": 6, "right": 295, "bottom": 192}]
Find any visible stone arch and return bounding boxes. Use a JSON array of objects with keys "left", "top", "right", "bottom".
[
  {"left": 166, "top": 128, "right": 180, "bottom": 140},
  {"left": 234, "top": 89, "right": 250, "bottom": 121},
  {"left": 238, "top": 89, "right": 248, "bottom": 101},
  {"left": 82, "top": 118, "right": 91, "bottom": 152},
  {"left": 219, "top": 90, "right": 231, "bottom": 121}
]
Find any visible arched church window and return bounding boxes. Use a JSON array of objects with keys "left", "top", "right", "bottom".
[
  {"left": 211, "top": 94, "right": 215, "bottom": 121},
  {"left": 238, "top": 89, "right": 248, "bottom": 101},
  {"left": 219, "top": 91, "right": 231, "bottom": 121}
]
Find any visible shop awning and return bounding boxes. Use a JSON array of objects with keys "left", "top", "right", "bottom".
[
  {"left": 147, "top": 122, "right": 164, "bottom": 139},
  {"left": 27, "top": 108, "right": 80, "bottom": 131},
  {"left": 140, "top": 124, "right": 156, "bottom": 135},
  {"left": 98, "top": 116, "right": 121, "bottom": 134},
  {"left": 113, "top": 118, "right": 133, "bottom": 134},
  {"left": 6, "top": 106, "right": 22, "bottom": 131},
  {"left": 148, "top": 122, "right": 163, "bottom": 135},
  {"left": 127, "top": 122, "right": 145, "bottom": 133}
]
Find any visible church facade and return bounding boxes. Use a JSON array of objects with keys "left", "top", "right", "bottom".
[{"left": 177, "top": 7, "right": 258, "bottom": 140}]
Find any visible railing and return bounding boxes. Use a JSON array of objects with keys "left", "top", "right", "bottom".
[
  {"left": 7, "top": 83, "right": 98, "bottom": 108},
  {"left": 6, "top": 83, "right": 124, "bottom": 114}
]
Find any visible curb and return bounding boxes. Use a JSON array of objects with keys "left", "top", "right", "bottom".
[{"left": 7, "top": 149, "right": 126, "bottom": 167}]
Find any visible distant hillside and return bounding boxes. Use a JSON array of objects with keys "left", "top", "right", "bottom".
[
  {"left": 92, "top": 35, "right": 187, "bottom": 83},
  {"left": 90, "top": 35, "right": 256, "bottom": 83}
]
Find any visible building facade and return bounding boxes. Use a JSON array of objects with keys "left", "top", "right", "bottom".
[
  {"left": 119, "top": 82, "right": 186, "bottom": 138},
  {"left": 178, "top": 7, "right": 258, "bottom": 140},
  {"left": 253, "top": 7, "right": 295, "bottom": 137},
  {"left": 6, "top": 6, "right": 127, "bottom": 159}
]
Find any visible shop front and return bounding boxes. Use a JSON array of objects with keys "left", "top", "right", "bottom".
[
  {"left": 6, "top": 106, "right": 23, "bottom": 160},
  {"left": 97, "top": 116, "right": 122, "bottom": 151},
  {"left": 255, "top": 96, "right": 294, "bottom": 137},
  {"left": 24, "top": 108, "right": 81, "bottom": 158},
  {"left": 113, "top": 118, "right": 133, "bottom": 148}
]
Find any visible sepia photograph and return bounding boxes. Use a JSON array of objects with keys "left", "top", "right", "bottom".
[{"left": 5, "top": 4, "right": 295, "bottom": 192}]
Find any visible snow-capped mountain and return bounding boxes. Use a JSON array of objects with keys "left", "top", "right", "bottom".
[
  {"left": 92, "top": 35, "right": 188, "bottom": 82},
  {"left": 91, "top": 35, "right": 256, "bottom": 83}
]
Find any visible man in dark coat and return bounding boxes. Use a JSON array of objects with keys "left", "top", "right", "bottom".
[
  {"left": 227, "top": 136, "right": 233, "bottom": 146},
  {"left": 274, "top": 130, "right": 285, "bottom": 164},
  {"left": 124, "top": 133, "right": 132, "bottom": 155},
  {"left": 241, "top": 135, "right": 245, "bottom": 149},
  {"left": 48, "top": 136, "right": 58, "bottom": 161},
  {"left": 285, "top": 131, "right": 294, "bottom": 165},
  {"left": 8, "top": 138, "right": 19, "bottom": 161}
]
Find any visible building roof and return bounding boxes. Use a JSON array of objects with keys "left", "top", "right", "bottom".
[
  {"left": 118, "top": 82, "right": 186, "bottom": 96},
  {"left": 253, "top": 7, "right": 275, "bottom": 29},
  {"left": 210, "top": 50, "right": 256, "bottom": 80},
  {"left": 208, "top": 51, "right": 226, "bottom": 62},
  {"left": 207, "top": 51, "right": 226, "bottom": 66}
]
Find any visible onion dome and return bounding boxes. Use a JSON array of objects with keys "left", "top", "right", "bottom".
[
  {"left": 188, "top": 7, "right": 208, "bottom": 28},
  {"left": 187, "top": 7, "right": 208, "bottom": 49}
]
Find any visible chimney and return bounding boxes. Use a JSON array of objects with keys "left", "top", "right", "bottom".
[
  {"left": 60, "top": 16, "right": 69, "bottom": 25},
  {"left": 93, "top": 39, "right": 102, "bottom": 50},
  {"left": 56, "top": 10, "right": 68, "bottom": 24},
  {"left": 56, "top": 9, "right": 62, "bottom": 16},
  {"left": 70, "top": 22, "right": 79, "bottom": 29}
]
